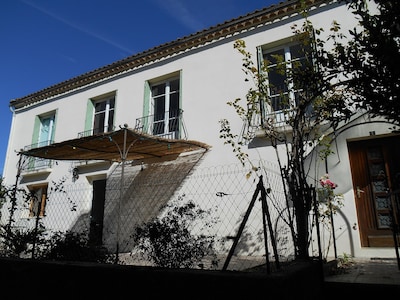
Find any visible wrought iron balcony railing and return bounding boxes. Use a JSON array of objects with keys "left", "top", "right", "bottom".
[
  {"left": 134, "top": 110, "right": 188, "bottom": 140},
  {"left": 77, "top": 126, "right": 116, "bottom": 138},
  {"left": 22, "top": 140, "right": 53, "bottom": 172},
  {"left": 21, "top": 157, "right": 53, "bottom": 173},
  {"left": 23, "top": 140, "right": 54, "bottom": 151}
]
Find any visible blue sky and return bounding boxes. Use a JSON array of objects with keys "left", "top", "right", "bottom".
[{"left": 0, "top": 0, "right": 278, "bottom": 175}]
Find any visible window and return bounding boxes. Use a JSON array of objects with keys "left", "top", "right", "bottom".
[
  {"left": 38, "top": 115, "right": 55, "bottom": 146},
  {"left": 82, "top": 93, "right": 116, "bottom": 137},
  {"left": 261, "top": 41, "right": 311, "bottom": 124},
  {"left": 151, "top": 78, "right": 180, "bottom": 138},
  {"left": 27, "top": 112, "right": 56, "bottom": 170},
  {"left": 31, "top": 112, "right": 56, "bottom": 149},
  {"left": 141, "top": 73, "right": 182, "bottom": 139},
  {"left": 93, "top": 96, "right": 115, "bottom": 135},
  {"left": 141, "top": 72, "right": 183, "bottom": 139},
  {"left": 28, "top": 184, "right": 48, "bottom": 217}
]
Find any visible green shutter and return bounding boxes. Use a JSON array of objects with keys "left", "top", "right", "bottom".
[
  {"left": 142, "top": 81, "right": 150, "bottom": 132},
  {"left": 31, "top": 116, "right": 40, "bottom": 147},
  {"left": 178, "top": 70, "right": 183, "bottom": 139},
  {"left": 256, "top": 46, "right": 264, "bottom": 72},
  {"left": 51, "top": 111, "right": 57, "bottom": 142},
  {"left": 84, "top": 99, "right": 94, "bottom": 135},
  {"left": 28, "top": 116, "right": 41, "bottom": 169}
]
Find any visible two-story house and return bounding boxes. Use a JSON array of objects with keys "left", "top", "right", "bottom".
[{"left": 2, "top": 0, "right": 399, "bottom": 267}]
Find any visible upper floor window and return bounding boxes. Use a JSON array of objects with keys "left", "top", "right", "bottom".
[
  {"left": 32, "top": 112, "right": 56, "bottom": 148},
  {"left": 93, "top": 96, "right": 115, "bottom": 135},
  {"left": 83, "top": 93, "right": 116, "bottom": 137},
  {"left": 23, "top": 112, "right": 56, "bottom": 171},
  {"left": 151, "top": 78, "right": 180, "bottom": 137},
  {"left": 261, "top": 41, "right": 311, "bottom": 124},
  {"left": 140, "top": 72, "right": 183, "bottom": 139}
]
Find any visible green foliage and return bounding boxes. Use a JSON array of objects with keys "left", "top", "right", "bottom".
[
  {"left": 131, "top": 198, "right": 220, "bottom": 269},
  {"left": 41, "top": 231, "right": 111, "bottom": 263},
  {"left": 0, "top": 174, "right": 110, "bottom": 263},
  {"left": 317, "top": 135, "right": 335, "bottom": 161},
  {"left": 340, "top": 0, "right": 400, "bottom": 125},
  {"left": 49, "top": 176, "right": 77, "bottom": 212},
  {"left": 219, "top": 118, "right": 249, "bottom": 167},
  {"left": 0, "top": 225, "right": 111, "bottom": 263},
  {"left": 0, "top": 176, "right": 41, "bottom": 258},
  {"left": 0, "top": 223, "right": 47, "bottom": 258},
  {"left": 336, "top": 252, "right": 354, "bottom": 271},
  {"left": 0, "top": 178, "right": 6, "bottom": 207},
  {"left": 0, "top": 178, "right": 7, "bottom": 223},
  {"left": 219, "top": 3, "right": 363, "bottom": 260}
]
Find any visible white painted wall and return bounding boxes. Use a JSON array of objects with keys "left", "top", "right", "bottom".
[{"left": 3, "top": 1, "right": 395, "bottom": 260}]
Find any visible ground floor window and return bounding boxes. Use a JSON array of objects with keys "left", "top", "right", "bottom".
[{"left": 28, "top": 184, "right": 48, "bottom": 217}]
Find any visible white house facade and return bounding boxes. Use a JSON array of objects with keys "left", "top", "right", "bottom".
[{"left": 2, "top": 0, "right": 399, "bottom": 266}]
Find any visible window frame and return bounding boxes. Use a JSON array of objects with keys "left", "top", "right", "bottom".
[
  {"left": 32, "top": 111, "right": 57, "bottom": 149},
  {"left": 258, "top": 38, "right": 312, "bottom": 126},
  {"left": 84, "top": 92, "right": 116, "bottom": 136},
  {"left": 28, "top": 184, "right": 48, "bottom": 218},
  {"left": 93, "top": 96, "right": 115, "bottom": 135},
  {"left": 27, "top": 111, "right": 57, "bottom": 170},
  {"left": 143, "top": 71, "right": 182, "bottom": 139}
]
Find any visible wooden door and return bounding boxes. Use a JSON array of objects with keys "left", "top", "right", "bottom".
[
  {"left": 89, "top": 179, "right": 106, "bottom": 246},
  {"left": 348, "top": 135, "right": 400, "bottom": 247}
]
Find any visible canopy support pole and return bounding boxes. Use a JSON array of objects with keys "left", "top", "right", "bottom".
[{"left": 112, "top": 124, "right": 137, "bottom": 264}]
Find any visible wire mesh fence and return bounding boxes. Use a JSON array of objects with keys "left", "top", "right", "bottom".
[{"left": 0, "top": 158, "right": 298, "bottom": 271}]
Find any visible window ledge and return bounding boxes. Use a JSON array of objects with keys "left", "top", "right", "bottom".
[
  {"left": 254, "top": 124, "right": 293, "bottom": 138},
  {"left": 73, "top": 160, "right": 112, "bottom": 174},
  {"left": 21, "top": 168, "right": 52, "bottom": 178}
]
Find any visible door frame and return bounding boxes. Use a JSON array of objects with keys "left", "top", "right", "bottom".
[{"left": 348, "top": 134, "right": 400, "bottom": 247}]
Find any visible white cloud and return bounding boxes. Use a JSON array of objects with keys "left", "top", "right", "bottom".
[
  {"left": 154, "top": 0, "right": 205, "bottom": 32},
  {"left": 22, "top": 0, "right": 134, "bottom": 55}
]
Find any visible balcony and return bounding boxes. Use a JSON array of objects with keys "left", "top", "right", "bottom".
[
  {"left": 20, "top": 157, "right": 53, "bottom": 176},
  {"left": 134, "top": 110, "right": 188, "bottom": 140},
  {"left": 22, "top": 141, "right": 53, "bottom": 174},
  {"left": 239, "top": 110, "right": 294, "bottom": 142},
  {"left": 23, "top": 140, "right": 54, "bottom": 151},
  {"left": 77, "top": 126, "right": 116, "bottom": 138},
  {"left": 240, "top": 107, "right": 318, "bottom": 143},
  {"left": 76, "top": 110, "right": 187, "bottom": 140}
]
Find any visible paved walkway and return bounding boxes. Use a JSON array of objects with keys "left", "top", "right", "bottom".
[{"left": 324, "top": 257, "right": 400, "bottom": 285}]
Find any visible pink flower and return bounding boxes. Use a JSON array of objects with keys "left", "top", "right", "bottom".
[{"left": 319, "top": 174, "right": 338, "bottom": 189}]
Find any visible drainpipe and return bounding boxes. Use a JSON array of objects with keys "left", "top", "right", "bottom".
[{"left": 2, "top": 105, "right": 17, "bottom": 179}]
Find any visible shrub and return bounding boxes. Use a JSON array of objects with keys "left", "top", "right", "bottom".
[
  {"left": 131, "top": 199, "right": 220, "bottom": 269},
  {"left": 42, "top": 230, "right": 111, "bottom": 263}
]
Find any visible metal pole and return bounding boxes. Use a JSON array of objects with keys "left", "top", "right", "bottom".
[
  {"left": 222, "top": 177, "right": 262, "bottom": 271},
  {"left": 107, "top": 125, "right": 140, "bottom": 264},
  {"left": 115, "top": 126, "right": 128, "bottom": 264},
  {"left": 7, "top": 152, "right": 24, "bottom": 238},
  {"left": 329, "top": 198, "right": 338, "bottom": 259},
  {"left": 260, "top": 185, "right": 271, "bottom": 274},
  {"left": 260, "top": 177, "right": 280, "bottom": 270}
]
